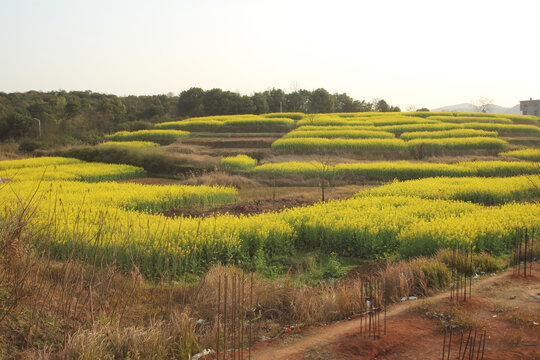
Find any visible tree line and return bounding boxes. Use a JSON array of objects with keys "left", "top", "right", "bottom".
[{"left": 0, "top": 88, "right": 401, "bottom": 144}]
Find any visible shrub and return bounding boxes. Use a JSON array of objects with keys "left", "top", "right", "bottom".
[
  {"left": 220, "top": 154, "right": 258, "bottom": 171},
  {"left": 98, "top": 141, "right": 160, "bottom": 148},
  {"left": 105, "top": 130, "right": 189, "bottom": 144},
  {"left": 18, "top": 138, "right": 44, "bottom": 153},
  {"left": 59, "top": 146, "right": 178, "bottom": 174}
]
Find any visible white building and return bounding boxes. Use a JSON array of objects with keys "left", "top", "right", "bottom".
[{"left": 520, "top": 98, "right": 540, "bottom": 116}]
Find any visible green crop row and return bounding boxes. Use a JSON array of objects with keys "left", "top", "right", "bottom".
[
  {"left": 98, "top": 141, "right": 160, "bottom": 148},
  {"left": 359, "top": 176, "right": 540, "bottom": 205},
  {"left": 400, "top": 129, "right": 498, "bottom": 140},
  {"left": 271, "top": 137, "right": 408, "bottom": 152},
  {"left": 105, "top": 130, "right": 190, "bottom": 144},
  {"left": 252, "top": 160, "right": 540, "bottom": 179},
  {"left": 271, "top": 136, "right": 507, "bottom": 153},
  {"left": 1, "top": 162, "right": 146, "bottom": 182},
  {"left": 499, "top": 148, "right": 540, "bottom": 161},
  {"left": 283, "top": 129, "right": 395, "bottom": 139},
  {"left": 426, "top": 116, "right": 512, "bottom": 124},
  {"left": 156, "top": 117, "right": 294, "bottom": 130},
  {"left": 0, "top": 156, "right": 82, "bottom": 170}
]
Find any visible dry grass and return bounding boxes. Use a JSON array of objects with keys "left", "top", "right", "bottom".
[
  {"left": 414, "top": 299, "right": 481, "bottom": 330},
  {"left": 377, "top": 255, "right": 455, "bottom": 301},
  {"left": 184, "top": 170, "right": 260, "bottom": 188},
  {"left": 62, "top": 310, "right": 200, "bottom": 360}
]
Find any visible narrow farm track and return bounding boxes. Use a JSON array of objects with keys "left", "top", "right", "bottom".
[{"left": 250, "top": 267, "right": 540, "bottom": 360}]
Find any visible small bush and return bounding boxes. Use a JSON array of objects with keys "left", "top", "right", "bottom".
[
  {"left": 220, "top": 154, "right": 257, "bottom": 171},
  {"left": 117, "top": 120, "right": 155, "bottom": 131},
  {"left": 59, "top": 146, "right": 178, "bottom": 174},
  {"left": 18, "top": 138, "right": 44, "bottom": 153}
]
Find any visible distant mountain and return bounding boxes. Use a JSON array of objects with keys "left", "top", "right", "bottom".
[{"left": 430, "top": 103, "right": 521, "bottom": 115}]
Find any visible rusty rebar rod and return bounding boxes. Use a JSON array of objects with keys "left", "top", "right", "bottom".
[
  {"left": 460, "top": 329, "right": 472, "bottom": 360},
  {"left": 447, "top": 328, "right": 452, "bottom": 360},
  {"left": 217, "top": 275, "right": 221, "bottom": 360},
  {"left": 248, "top": 272, "right": 253, "bottom": 360},
  {"left": 524, "top": 229, "right": 527, "bottom": 277},
  {"left": 457, "top": 331, "right": 464, "bottom": 359},
  {"left": 481, "top": 329, "right": 486, "bottom": 360},
  {"left": 223, "top": 275, "right": 228, "bottom": 360},
  {"left": 442, "top": 329, "right": 447, "bottom": 360}
]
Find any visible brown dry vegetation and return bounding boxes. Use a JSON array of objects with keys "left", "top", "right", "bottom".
[
  {"left": 183, "top": 170, "right": 260, "bottom": 188},
  {"left": 250, "top": 268, "right": 540, "bottom": 360}
]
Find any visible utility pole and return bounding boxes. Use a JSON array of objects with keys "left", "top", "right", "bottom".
[
  {"left": 280, "top": 101, "right": 283, "bottom": 113},
  {"left": 33, "top": 118, "right": 41, "bottom": 137}
]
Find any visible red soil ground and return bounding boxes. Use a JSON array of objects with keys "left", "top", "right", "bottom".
[{"left": 245, "top": 268, "right": 539, "bottom": 360}]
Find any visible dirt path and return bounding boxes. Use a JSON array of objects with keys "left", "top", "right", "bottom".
[{"left": 250, "top": 268, "right": 540, "bottom": 360}]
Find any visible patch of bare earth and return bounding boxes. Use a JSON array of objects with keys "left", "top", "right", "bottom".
[
  {"left": 248, "top": 267, "right": 540, "bottom": 360},
  {"left": 118, "top": 177, "right": 180, "bottom": 185},
  {"left": 159, "top": 199, "right": 315, "bottom": 218}
]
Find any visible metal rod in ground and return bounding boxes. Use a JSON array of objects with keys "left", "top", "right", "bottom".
[
  {"left": 512, "top": 231, "right": 518, "bottom": 275},
  {"left": 476, "top": 332, "right": 483, "bottom": 360},
  {"left": 518, "top": 233, "right": 522, "bottom": 276},
  {"left": 530, "top": 229, "right": 534, "bottom": 276},
  {"left": 368, "top": 280, "right": 372, "bottom": 338},
  {"left": 481, "top": 329, "right": 486, "bottom": 360},
  {"left": 451, "top": 248, "right": 454, "bottom": 299},
  {"left": 442, "top": 329, "right": 447, "bottom": 360},
  {"left": 515, "top": 231, "right": 520, "bottom": 276},
  {"left": 461, "top": 329, "right": 472, "bottom": 360},
  {"left": 217, "top": 275, "right": 221, "bottom": 360},
  {"left": 223, "top": 275, "right": 228, "bottom": 360},
  {"left": 447, "top": 328, "right": 452, "bottom": 360},
  {"left": 384, "top": 286, "right": 387, "bottom": 336},
  {"left": 458, "top": 331, "right": 464, "bottom": 359},
  {"left": 524, "top": 228, "right": 528, "bottom": 277},
  {"left": 458, "top": 251, "right": 460, "bottom": 298},
  {"left": 469, "top": 328, "right": 477, "bottom": 360},
  {"left": 248, "top": 272, "right": 253, "bottom": 360},
  {"left": 469, "top": 243, "right": 473, "bottom": 300},
  {"left": 379, "top": 281, "right": 382, "bottom": 338},
  {"left": 231, "top": 274, "right": 235, "bottom": 360},
  {"left": 376, "top": 282, "right": 379, "bottom": 338},
  {"left": 241, "top": 271, "right": 245, "bottom": 360},
  {"left": 359, "top": 281, "right": 363, "bottom": 336}
]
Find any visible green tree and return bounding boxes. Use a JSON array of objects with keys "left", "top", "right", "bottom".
[
  {"left": 265, "top": 88, "right": 285, "bottom": 112},
  {"left": 177, "top": 87, "right": 205, "bottom": 116},
  {"left": 285, "top": 90, "right": 310, "bottom": 112},
  {"left": 251, "top": 92, "right": 269, "bottom": 114},
  {"left": 309, "top": 88, "right": 335, "bottom": 113}
]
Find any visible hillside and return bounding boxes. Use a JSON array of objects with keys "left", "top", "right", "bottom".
[{"left": 432, "top": 103, "right": 521, "bottom": 114}]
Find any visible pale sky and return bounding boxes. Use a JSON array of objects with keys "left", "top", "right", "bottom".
[{"left": 1, "top": 0, "right": 539, "bottom": 110}]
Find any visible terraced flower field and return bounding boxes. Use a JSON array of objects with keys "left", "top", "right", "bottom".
[{"left": 1, "top": 110, "right": 539, "bottom": 279}]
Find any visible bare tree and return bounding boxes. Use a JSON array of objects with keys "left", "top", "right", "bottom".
[
  {"left": 406, "top": 104, "right": 418, "bottom": 112},
  {"left": 472, "top": 97, "right": 494, "bottom": 113},
  {"left": 312, "top": 152, "right": 336, "bottom": 202}
]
